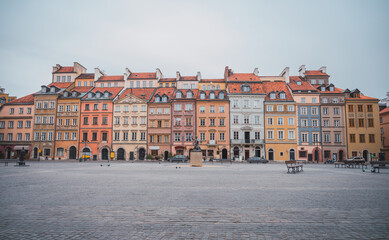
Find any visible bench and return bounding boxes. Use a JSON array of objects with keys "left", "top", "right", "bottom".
[
  {"left": 285, "top": 160, "right": 303, "bottom": 173},
  {"left": 0, "top": 159, "right": 18, "bottom": 166},
  {"left": 344, "top": 160, "right": 367, "bottom": 169},
  {"left": 370, "top": 161, "right": 389, "bottom": 173},
  {"left": 211, "top": 158, "right": 233, "bottom": 164}
]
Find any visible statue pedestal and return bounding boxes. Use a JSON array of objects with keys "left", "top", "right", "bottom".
[{"left": 190, "top": 151, "right": 203, "bottom": 167}]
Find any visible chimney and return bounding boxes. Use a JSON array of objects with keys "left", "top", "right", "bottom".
[
  {"left": 224, "top": 66, "right": 232, "bottom": 81},
  {"left": 299, "top": 65, "right": 306, "bottom": 78},
  {"left": 53, "top": 64, "right": 61, "bottom": 73},
  {"left": 124, "top": 68, "right": 131, "bottom": 89},
  {"left": 74, "top": 62, "right": 87, "bottom": 75},
  {"left": 176, "top": 71, "right": 181, "bottom": 81},
  {"left": 156, "top": 68, "right": 163, "bottom": 80},
  {"left": 253, "top": 67, "right": 259, "bottom": 77},
  {"left": 196, "top": 72, "right": 202, "bottom": 81},
  {"left": 319, "top": 66, "right": 327, "bottom": 74},
  {"left": 280, "top": 67, "right": 290, "bottom": 83},
  {"left": 94, "top": 67, "right": 105, "bottom": 82}
]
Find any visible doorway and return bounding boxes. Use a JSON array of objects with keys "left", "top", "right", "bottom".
[
  {"left": 308, "top": 154, "right": 313, "bottom": 162},
  {"left": 314, "top": 149, "right": 319, "bottom": 162},
  {"left": 33, "top": 147, "right": 38, "bottom": 159},
  {"left": 245, "top": 132, "right": 250, "bottom": 143},
  {"left": 255, "top": 147, "right": 261, "bottom": 157},
  {"left": 117, "top": 148, "right": 125, "bottom": 160},
  {"left": 164, "top": 151, "right": 169, "bottom": 160},
  {"left": 339, "top": 150, "right": 344, "bottom": 161},
  {"left": 129, "top": 152, "right": 134, "bottom": 160},
  {"left": 222, "top": 149, "right": 227, "bottom": 159},
  {"left": 363, "top": 150, "right": 368, "bottom": 161},
  {"left": 139, "top": 148, "right": 145, "bottom": 160},
  {"left": 289, "top": 149, "right": 295, "bottom": 160},
  {"left": 233, "top": 147, "right": 240, "bottom": 159},
  {"left": 268, "top": 149, "right": 274, "bottom": 161},
  {"left": 244, "top": 150, "right": 250, "bottom": 160},
  {"left": 6, "top": 148, "right": 11, "bottom": 159},
  {"left": 101, "top": 148, "right": 109, "bottom": 160},
  {"left": 69, "top": 146, "right": 77, "bottom": 159}
]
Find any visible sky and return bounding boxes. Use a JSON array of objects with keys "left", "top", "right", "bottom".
[{"left": 0, "top": 0, "right": 388, "bottom": 99}]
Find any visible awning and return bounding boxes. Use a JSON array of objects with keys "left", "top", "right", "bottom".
[{"left": 14, "top": 146, "right": 30, "bottom": 150}]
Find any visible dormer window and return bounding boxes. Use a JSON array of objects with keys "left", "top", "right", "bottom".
[
  {"left": 321, "top": 86, "right": 325, "bottom": 91},
  {"left": 329, "top": 86, "right": 334, "bottom": 91},
  {"left": 210, "top": 92, "right": 215, "bottom": 99},
  {"left": 162, "top": 96, "right": 168, "bottom": 102},
  {"left": 176, "top": 91, "right": 182, "bottom": 98},
  {"left": 96, "top": 92, "right": 101, "bottom": 98},
  {"left": 319, "top": 80, "right": 324, "bottom": 84},
  {"left": 155, "top": 95, "right": 160, "bottom": 102},
  {"left": 218, "top": 92, "right": 224, "bottom": 99},
  {"left": 64, "top": 92, "right": 69, "bottom": 97},
  {"left": 72, "top": 91, "right": 77, "bottom": 97},
  {"left": 104, "top": 92, "right": 109, "bottom": 98},
  {"left": 187, "top": 91, "right": 192, "bottom": 98},
  {"left": 88, "top": 92, "right": 93, "bottom": 98},
  {"left": 41, "top": 86, "right": 47, "bottom": 93},
  {"left": 270, "top": 93, "right": 276, "bottom": 99},
  {"left": 296, "top": 81, "right": 302, "bottom": 85},
  {"left": 50, "top": 87, "right": 56, "bottom": 93},
  {"left": 279, "top": 92, "right": 286, "bottom": 99},
  {"left": 200, "top": 92, "right": 206, "bottom": 99},
  {"left": 311, "top": 80, "right": 316, "bottom": 84}
]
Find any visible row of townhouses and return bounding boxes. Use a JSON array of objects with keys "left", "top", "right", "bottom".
[{"left": 0, "top": 62, "right": 382, "bottom": 162}]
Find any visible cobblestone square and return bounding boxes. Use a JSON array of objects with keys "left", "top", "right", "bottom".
[{"left": 1, "top": 161, "right": 388, "bottom": 239}]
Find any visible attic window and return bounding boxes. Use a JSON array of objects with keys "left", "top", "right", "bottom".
[
  {"left": 155, "top": 96, "right": 160, "bottom": 102},
  {"left": 242, "top": 86, "right": 250, "bottom": 92},
  {"left": 329, "top": 86, "right": 334, "bottom": 91},
  {"left": 104, "top": 92, "right": 109, "bottom": 98},
  {"left": 88, "top": 92, "right": 93, "bottom": 98},
  {"left": 279, "top": 92, "right": 286, "bottom": 99},
  {"left": 296, "top": 81, "right": 302, "bottom": 85},
  {"left": 41, "top": 86, "right": 47, "bottom": 93},
  {"left": 162, "top": 96, "right": 168, "bottom": 102},
  {"left": 270, "top": 93, "right": 276, "bottom": 99},
  {"left": 176, "top": 91, "right": 182, "bottom": 98},
  {"left": 321, "top": 87, "right": 325, "bottom": 91},
  {"left": 210, "top": 92, "right": 215, "bottom": 99},
  {"left": 50, "top": 87, "right": 56, "bottom": 93},
  {"left": 63, "top": 92, "right": 69, "bottom": 97},
  {"left": 200, "top": 92, "right": 206, "bottom": 99},
  {"left": 218, "top": 92, "right": 224, "bottom": 99},
  {"left": 135, "top": 74, "right": 138, "bottom": 77},
  {"left": 96, "top": 92, "right": 101, "bottom": 98},
  {"left": 72, "top": 92, "right": 77, "bottom": 97},
  {"left": 187, "top": 91, "right": 193, "bottom": 98}
]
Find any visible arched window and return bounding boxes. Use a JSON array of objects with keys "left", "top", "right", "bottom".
[
  {"left": 202, "top": 85, "right": 206, "bottom": 90},
  {"left": 176, "top": 91, "right": 182, "bottom": 98},
  {"left": 200, "top": 92, "right": 206, "bottom": 99},
  {"left": 187, "top": 91, "right": 192, "bottom": 98},
  {"left": 155, "top": 95, "right": 160, "bottom": 102},
  {"left": 333, "top": 98, "right": 338, "bottom": 103},
  {"left": 212, "top": 85, "right": 215, "bottom": 90},
  {"left": 216, "top": 85, "right": 220, "bottom": 90},
  {"left": 210, "top": 92, "right": 215, "bottom": 99},
  {"left": 162, "top": 96, "right": 168, "bottom": 102}
]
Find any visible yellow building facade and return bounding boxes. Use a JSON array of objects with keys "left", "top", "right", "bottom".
[{"left": 344, "top": 89, "right": 381, "bottom": 160}]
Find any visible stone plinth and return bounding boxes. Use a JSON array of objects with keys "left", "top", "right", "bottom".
[{"left": 190, "top": 151, "right": 203, "bottom": 167}]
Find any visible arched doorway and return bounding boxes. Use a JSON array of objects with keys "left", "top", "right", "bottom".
[
  {"left": 233, "top": 147, "right": 240, "bottom": 159},
  {"left": 164, "top": 151, "right": 169, "bottom": 160},
  {"left": 33, "top": 147, "right": 38, "bottom": 159},
  {"left": 117, "top": 148, "right": 125, "bottom": 160},
  {"left": 363, "top": 150, "right": 368, "bottom": 161},
  {"left": 255, "top": 147, "right": 261, "bottom": 157},
  {"left": 268, "top": 149, "right": 274, "bottom": 161},
  {"left": 339, "top": 150, "right": 344, "bottom": 161},
  {"left": 289, "top": 149, "right": 295, "bottom": 160},
  {"left": 139, "top": 148, "right": 145, "bottom": 160},
  {"left": 69, "top": 146, "right": 77, "bottom": 159},
  {"left": 6, "top": 148, "right": 11, "bottom": 159},
  {"left": 222, "top": 149, "right": 228, "bottom": 159},
  {"left": 314, "top": 148, "right": 319, "bottom": 162},
  {"left": 101, "top": 148, "right": 109, "bottom": 160}
]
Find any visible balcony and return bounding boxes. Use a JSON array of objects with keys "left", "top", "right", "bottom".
[
  {"left": 207, "top": 140, "right": 217, "bottom": 146},
  {"left": 230, "top": 139, "right": 265, "bottom": 145}
]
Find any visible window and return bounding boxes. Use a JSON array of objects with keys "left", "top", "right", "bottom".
[
  {"left": 65, "top": 119, "right": 70, "bottom": 126},
  {"left": 73, "top": 105, "right": 78, "bottom": 112},
  {"left": 35, "top": 116, "right": 41, "bottom": 124},
  {"left": 288, "top": 118, "right": 294, "bottom": 125},
  {"left": 175, "top": 118, "right": 181, "bottom": 126},
  {"left": 185, "top": 118, "right": 192, "bottom": 126},
  {"left": 140, "top": 132, "right": 145, "bottom": 140},
  {"left": 37, "top": 102, "right": 42, "bottom": 109},
  {"left": 62, "top": 76, "right": 66, "bottom": 82},
  {"left": 209, "top": 92, "right": 215, "bottom": 99},
  {"left": 270, "top": 93, "right": 276, "bottom": 99},
  {"left": 357, "top": 105, "right": 363, "bottom": 112},
  {"left": 324, "top": 133, "right": 330, "bottom": 142},
  {"left": 350, "top": 134, "right": 355, "bottom": 143},
  {"left": 43, "top": 102, "right": 48, "bottom": 109},
  {"left": 102, "top": 104, "right": 108, "bottom": 110},
  {"left": 323, "top": 107, "right": 328, "bottom": 115},
  {"left": 255, "top": 132, "right": 260, "bottom": 140},
  {"left": 302, "top": 133, "right": 308, "bottom": 142},
  {"left": 333, "top": 98, "right": 338, "bottom": 103},
  {"left": 210, "top": 118, "right": 215, "bottom": 126},
  {"left": 164, "top": 108, "right": 169, "bottom": 114},
  {"left": 59, "top": 105, "right": 64, "bottom": 112},
  {"left": 57, "top": 132, "right": 63, "bottom": 140},
  {"left": 334, "top": 108, "right": 339, "bottom": 115},
  {"left": 288, "top": 130, "right": 295, "bottom": 140},
  {"left": 312, "top": 119, "right": 318, "bottom": 127},
  {"left": 210, "top": 106, "right": 215, "bottom": 113},
  {"left": 72, "top": 132, "right": 76, "bottom": 140},
  {"left": 219, "top": 133, "right": 225, "bottom": 141},
  {"left": 277, "top": 118, "right": 284, "bottom": 125},
  {"left": 26, "top": 121, "right": 31, "bottom": 128},
  {"left": 322, "top": 98, "right": 328, "bottom": 103},
  {"left": 132, "top": 117, "right": 137, "bottom": 125},
  {"left": 149, "top": 81, "right": 153, "bottom": 87},
  {"left": 115, "top": 117, "right": 120, "bottom": 125},
  {"left": 369, "top": 134, "right": 375, "bottom": 143},
  {"left": 174, "top": 133, "right": 181, "bottom": 142},
  {"left": 162, "top": 96, "right": 167, "bottom": 102},
  {"left": 233, "top": 100, "right": 238, "bottom": 108},
  {"left": 335, "top": 134, "right": 341, "bottom": 143},
  {"left": 176, "top": 92, "right": 182, "bottom": 98},
  {"left": 210, "top": 133, "right": 215, "bottom": 141},
  {"left": 93, "top": 117, "right": 98, "bottom": 125},
  {"left": 287, "top": 105, "right": 294, "bottom": 112},
  {"left": 141, "top": 117, "right": 146, "bottom": 124},
  {"left": 254, "top": 116, "right": 260, "bottom": 125},
  {"left": 50, "top": 102, "right": 55, "bottom": 109},
  {"left": 133, "top": 105, "right": 138, "bottom": 112},
  {"left": 83, "top": 117, "right": 88, "bottom": 125},
  {"left": 102, "top": 117, "right": 108, "bottom": 125},
  {"left": 131, "top": 132, "right": 136, "bottom": 141},
  {"left": 277, "top": 105, "right": 283, "bottom": 111},
  {"left": 267, "top": 130, "right": 274, "bottom": 139},
  {"left": 244, "top": 116, "right": 249, "bottom": 124},
  {"left": 219, "top": 106, "right": 224, "bottom": 113},
  {"left": 348, "top": 105, "right": 354, "bottom": 112},
  {"left": 358, "top": 119, "right": 364, "bottom": 127},
  {"left": 64, "top": 132, "right": 69, "bottom": 140},
  {"left": 93, "top": 104, "right": 98, "bottom": 110},
  {"left": 334, "top": 120, "right": 340, "bottom": 127},
  {"left": 219, "top": 118, "right": 225, "bottom": 126},
  {"left": 66, "top": 105, "right": 71, "bottom": 112},
  {"left": 8, "top": 121, "right": 14, "bottom": 128},
  {"left": 234, "top": 131, "right": 239, "bottom": 140},
  {"left": 267, "top": 118, "right": 273, "bottom": 125},
  {"left": 92, "top": 132, "right": 97, "bottom": 141},
  {"left": 254, "top": 100, "right": 259, "bottom": 108},
  {"left": 102, "top": 133, "right": 108, "bottom": 141},
  {"left": 279, "top": 93, "right": 286, "bottom": 99},
  {"left": 157, "top": 108, "right": 162, "bottom": 115},
  {"left": 0, "top": 121, "right": 4, "bottom": 128},
  {"left": 301, "top": 119, "right": 307, "bottom": 127},
  {"left": 200, "top": 133, "right": 206, "bottom": 141},
  {"left": 233, "top": 115, "right": 239, "bottom": 124},
  {"left": 27, "top": 108, "right": 32, "bottom": 114},
  {"left": 367, "top": 105, "right": 373, "bottom": 112},
  {"left": 42, "top": 116, "right": 47, "bottom": 124},
  {"left": 85, "top": 104, "right": 90, "bottom": 111},
  {"left": 301, "top": 107, "right": 307, "bottom": 115},
  {"left": 200, "top": 106, "right": 205, "bottom": 113},
  {"left": 323, "top": 120, "right": 329, "bottom": 127},
  {"left": 143, "top": 81, "right": 147, "bottom": 88},
  {"left": 278, "top": 131, "right": 284, "bottom": 140},
  {"left": 267, "top": 105, "right": 273, "bottom": 112},
  {"left": 301, "top": 97, "right": 306, "bottom": 103},
  {"left": 17, "top": 133, "right": 22, "bottom": 141},
  {"left": 174, "top": 104, "right": 181, "bottom": 111},
  {"left": 200, "top": 119, "right": 205, "bottom": 126},
  {"left": 56, "top": 76, "right": 60, "bottom": 82},
  {"left": 349, "top": 119, "right": 355, "bottom": 127},
  {"left": 115, "top": 106, "right": 120, "bottom": 112},
  {"left": 311, "top": 107, "right": 317, "bottom": 115},
  {"left": 200, "top": 93, "right": 206, "bottom": 99},
  {"left": 150, "top": 108, "right": 155, "bottom": 115},
  {"left": 17, "top": 121, "right": 23, "bottom": 128},
  {"left": 25, "top": 133, "right": 30, "bottom": 141},
  {"left": 368, "top": 119, "right": 374, "bottom": 127},
  {"left": 359, "top": 134, "right": 365, "bottom": 143},
  {"left": 19, "top": 108, "right": 24, "bottom": 114},
  {"left": 141, "top": 105, "right": 146, "bottom": 112},
  {"left": 40, "top": 132, "right": 46, "bottom": 141},
  {"left": 186, "top": 133, "right": 192, "bottom": 142},
  {"left": 243, "top": 100, "right": 249, "bottom": 108},
  {"left": 312, "top": 98, "right": 317, "bottom": 103},
  {"left": 137, "top": 81, "right": 140, "bottom": 88},
  {"left": 34, "top": 132, "right": 39, "bottom": 141}
]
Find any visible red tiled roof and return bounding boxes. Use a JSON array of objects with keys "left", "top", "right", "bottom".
[
  {"left": 380, "top": 107, "right": 389, "bottom": 114},
  {"left": 48, "top": 82, "right": 74, "bottom": 89},
  {"left": 150, "top": 87, "right": 176, "bottom": 102},
  {"left": 173, "top": 89, "right": 199, "bottom": 99},
  {"left": 312, "top": 84, "right": 344, "bottom": 93},
  {"left": 288, "top": 76, "right": 317, "bottom": 92},
  {"left": 179, "top": 76, "right": 197, "bottom": 81},
  {"left": 262, "top": 81, "right": 294, "bottom": 101},
  {"left": 228, "top": 83, "right": 265, "bottom": 94},
  {"left": 128, "top": 72, "right": 156, "bottom": 79},
  {"left": 119, "top": 88, "right": 156, "bottom": 100},
  {"left": 159, "top": 78, "right": 177, "bottom": 82},
  {"left": 97, "top": 75, "right": 124, "bottom": 81},
  {"left": 7, "top": 93, "right": 35, "bottom": 104},
  {"left": 197, "top": 90, "right": 228, "bottom": 100},
  {"left": 76, "top": 73, "right": 94, "bottom": 79},
  {"left": 228, "top": 73, "right": 260, "bottom": 81},
  {"left": 87, "top": 87, "right": 123, "bottom": 99},
  {"left": 200, "top": 79, "right": 225, "bottom": 82},
  {"left": 55, "top": 66, "right": 75, "bottom": 73},
  {"left": 305, "top": 70, "right": 328, "bottom": 76},
  {"left": 71, "top": 86, "right": 93, "bottom": 93},
  {"left": 346, "top": 95, "right": 378, "bottom": 100}
]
